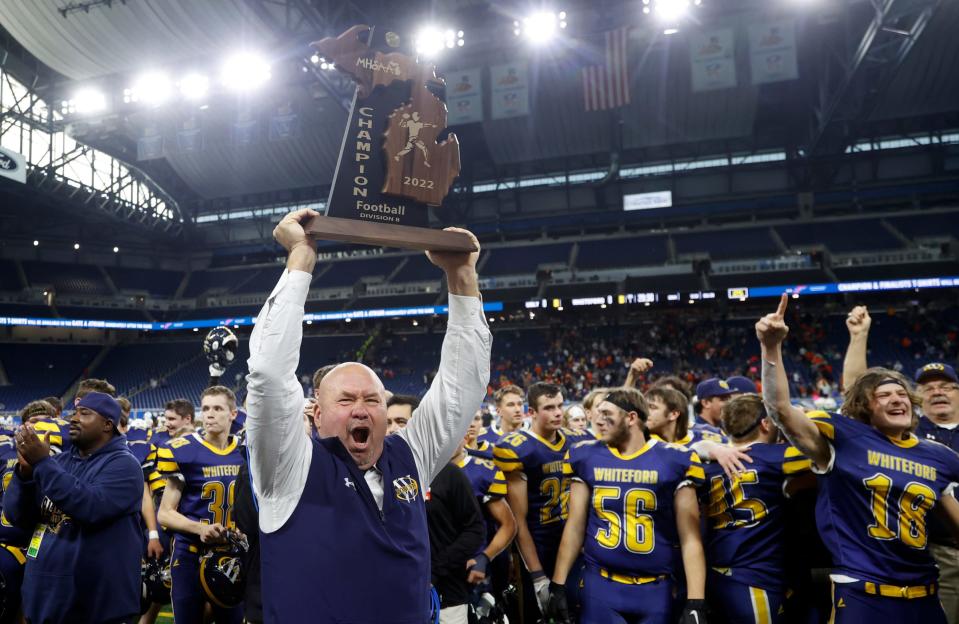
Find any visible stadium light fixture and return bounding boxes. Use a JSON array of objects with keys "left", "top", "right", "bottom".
[
  {"left": 73, "top": 242, "right": 80, "bottom": 250},
  {"left": 70, "top": 88, "right": 107, "bottom": 115},
  {"left": 32, "top": 240, "right": 38, "bottom": 246},
  {"left": 514, "top": 11, "right": 567, "bottom": 44},
  {"left": 414, "top": 27, "right": 465, "bottom": 58},
  {"left": 178, "top": 73, "right": 209, "bottom": 100},
  {"left": 129, "top": 72, "right": 172, "bottom": 106},
  {"left": 113, "top": 246, "right": 119, "bottom": 253},
  {"left": 220, "top": 52, "right": 271, "bottom": 91}
]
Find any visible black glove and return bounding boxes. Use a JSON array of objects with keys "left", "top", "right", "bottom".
[
  {"left": 544, "top": 582, "right": 570, "bottom": 624},
  {"left": 679, "top": 599, "right": 708, "bottom": 624}
]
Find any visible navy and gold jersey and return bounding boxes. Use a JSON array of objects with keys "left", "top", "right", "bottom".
[
  {"left": 810, "top": 410, "right": 959, "bottom": 585},
  {"left": 0, "top": 437, "right": 30, "bottom": 548},
  {"left": 702, "top": 443, "right": 810, "bottom": 589},
  {"left": 494, "top": 429, "right": 590, "bottom": 551},
  {"left": 568, "top": 438, "right": 705, "bottom": 577},
  {"left": 125, "top": 428, "right": 151, "bottom": 444},
  {"left": 127, "top": 439, "right": 152, "bottom": 469},
  {"left": 150, "top": 429, "right": 172, "bottom": 448},
  {"left": 478, "top": 423, "right": 507, "bottom": 447},
  {"left": 32, "top": 418, "right": 70, "bottom": 454},
  {"left": 654, "top": 425, "right": 726, "bottom": 447},
  {"left": 156, "top": 433, "right": 244, "bottom": 547},
  {"left": 465, "top": 439, "right": 494, "bottom": 461},
  {"left": 457, "top": 455, "right": 508, "bottom": 503},
  {"left": 143, "top": 443, "right": 167, "bottom": 495}
]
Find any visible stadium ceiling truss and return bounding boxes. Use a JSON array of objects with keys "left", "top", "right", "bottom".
[
  {"left": 808, "top": 0, "right": 942, "bottom": 156},
  {"left": 0, "top": 66, "right": 185, "bottom": 236}
]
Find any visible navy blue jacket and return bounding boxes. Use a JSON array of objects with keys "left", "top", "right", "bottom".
[
  {"left": 260, "top": 434, "right": 430, "bottom": 624},
  {"left": 4, "top": 435, "right": 143, "bottom": 623}
]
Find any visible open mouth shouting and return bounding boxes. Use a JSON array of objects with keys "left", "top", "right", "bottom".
[{"left": 348, "top": 423, "right": 371, "bottom": 451}]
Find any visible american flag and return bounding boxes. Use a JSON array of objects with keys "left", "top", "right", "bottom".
[{"left": 582, "top": 27, "right": 631, "bottom": 111}]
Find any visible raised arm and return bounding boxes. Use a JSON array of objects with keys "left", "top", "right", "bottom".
[
  {"left": 396, "top": 229, "right": 492, "bottom": 483},
  {"left": 624, "top": 358, "right": 654, "bottom": 388},
  {"left": 245, "top": 208, "right": 317, "bottom": 530},
  {"left": 842, "top": 306, "right": 871, "bottom": 389},
  {"left": 757, "top": 294, "right": 832, "bottom": 470}
]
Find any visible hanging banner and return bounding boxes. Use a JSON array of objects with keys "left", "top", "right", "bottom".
[
  {"left": 690, "top": 28, "right": 737, "bottom": 92},
  {"left": 0, "top": 147, "right": 27, "bottom": 184},
  {"left": 447, "top": 68, "right": 483, "bottom": 125},
  {"left": 176, "top": 117, "right": 202, "bottom": 154},
  {"left": 490, "top": 62, "right": 529, "bottom": 119},
  {"left": 233, "top": 113, "right": 258, "bottom": 147},
  {"left": 749, "top": 20, "right": 799, "bottom": 85},
  {"left": 269, "top": 102, "right": 299, "bottom": 141},
  {"left": 136, "top": 126, "right": 163, "bottom": 161}
]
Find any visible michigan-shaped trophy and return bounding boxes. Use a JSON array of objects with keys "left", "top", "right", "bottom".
[{"left": 307, "top": 25, "right": 475, "bottom": 252}]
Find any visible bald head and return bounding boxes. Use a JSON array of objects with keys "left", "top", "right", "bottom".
[
  {"left": 318, "top": 362, "right": 385, "bottom": 400},
  {"left": 315, "top": 362, "right": 388, "bottom": 470}
]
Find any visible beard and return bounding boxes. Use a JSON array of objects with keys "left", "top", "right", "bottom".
[{"left": 603, "top": 419, "right": 631, "bottom": 448}]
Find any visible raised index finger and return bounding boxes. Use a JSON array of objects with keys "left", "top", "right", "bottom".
[{"left": 776, "top": 292, "right": 789, "bottom": 317}]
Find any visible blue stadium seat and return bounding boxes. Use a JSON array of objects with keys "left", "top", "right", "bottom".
[
  {"left": 23, "top": 261, "right": 111, "bottom": 296},
  {"left": 776, "top": 219, "right": 902, "bottom": 253},
  {"left": 313, "top": 257, "right": 403, "bottom": 289},
  {"left": 576, "top": 237, "right": 668, "bottom": 270},
  {"left": 106, "top": 267, "right": 184, "bottom": 297},
  {"left": 483, "top": 243, "right": 572, "bottom": 276},
  {"left": 673, "top": 228, "right": 779, "bottom": 260}
]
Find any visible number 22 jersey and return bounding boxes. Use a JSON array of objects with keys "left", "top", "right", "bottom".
[
  {"left": 809, "top": 411, "right": 959, "bottom": 585},
  {"left": 156, "top": 433, "right": 244, "bottom": 547}
]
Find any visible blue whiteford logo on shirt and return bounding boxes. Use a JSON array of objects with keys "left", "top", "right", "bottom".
[{"left": 393, "top": 475, "right": 420, "bottom": 502}]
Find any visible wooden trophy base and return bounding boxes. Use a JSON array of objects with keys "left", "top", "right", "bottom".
[{"left": 305, "top": 215, "right": 477, "bottom": 252}]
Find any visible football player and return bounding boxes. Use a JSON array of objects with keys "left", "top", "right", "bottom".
[
  {"left": 695, "top": 378, "right": 735, "bottom": 432},
  {"left": 452, "top": 433, "right": 516, "bottom": 584},
  {"left": 157, "top": 386, "right": 245, "bottom": 624},
  {"left": 546, "top": 387, "right": 707, "bottom": 624},
  {"left": 479, "top": 385, "right": 526, "bottom": 446},
  {"left": 150, "top": 399, "right": 195, "bottom": 448},
  {"left": 465, "top": 409, "right": 495, "bottom": 460},
  {"left": 758, "top": 294, "right": 959, "bottom": 623},
  {"left": 493, "top": 382, "right": 590, "bottom": 615},
  {"left": 703, "top": 394, "right": 812, "bottom": 624}
]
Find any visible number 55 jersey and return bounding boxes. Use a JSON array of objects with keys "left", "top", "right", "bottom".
[{"left": 809, "top": 411, "right": 959, "bottom": 586}]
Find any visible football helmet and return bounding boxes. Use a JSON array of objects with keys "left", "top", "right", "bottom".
[
  {"left": 140, "top": 557, "right": 171, "bottom": 612},
  {"left": 199, "top": 530, "right": 248, "bottom": 608},
  {"left": 203, "top": 326, "right": 238, "bottom": 375}
]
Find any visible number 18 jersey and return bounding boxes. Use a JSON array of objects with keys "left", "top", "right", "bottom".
[
  {"left": 156, "top": 433, "right": 244, "bottom": 547},
  {"left": 809, "top": 411, "right": 959, "bottom": 585}
]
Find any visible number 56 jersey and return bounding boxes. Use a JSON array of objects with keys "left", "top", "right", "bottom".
[
  {"left": 156, "top": 433, "right": 245, "bottom": 547},
  {"left": 809, "top": 411, "right": 959, "bottom": 586},
  {"left": 567, "top": 438, "right": 705, "bottom": 576}
]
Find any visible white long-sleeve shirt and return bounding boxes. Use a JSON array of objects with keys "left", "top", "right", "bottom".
[{"left": 245, "top": 269, "right": 492, "bottom": 533}]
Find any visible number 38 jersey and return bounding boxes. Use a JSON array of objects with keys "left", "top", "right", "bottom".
[
  {"left": 809, "top": 411, "right": 959, "bottom": 586},
  {"left": 567, "top": 438, "right": 705, "bottom": 576},
  {"left": 156, "top": 433, "right": 244, "bottom": 546},
  {"left": 494, "top": 429, "right": 590, "bottom": 552}
]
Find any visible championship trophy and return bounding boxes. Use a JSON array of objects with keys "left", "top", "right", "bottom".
[{"left": 307, "top": 26, "right": 476, "bottom": 252}]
